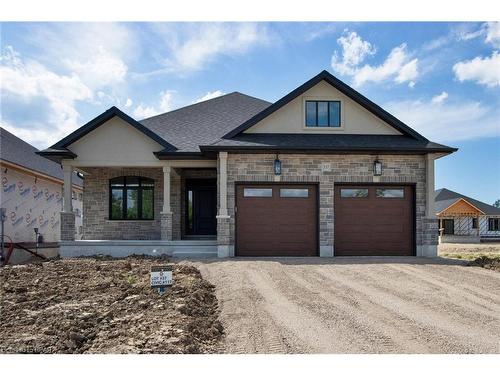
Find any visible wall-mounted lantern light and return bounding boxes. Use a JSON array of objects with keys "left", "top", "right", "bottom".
[
  {"left": 274, "top": 154, "right": 282, "bottom": 175},
  {"left": 373, "top": 159, "right": 382, "bottom": 176}
]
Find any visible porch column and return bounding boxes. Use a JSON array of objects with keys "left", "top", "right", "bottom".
[
  {"left": 216, "top": 152, "right": 231, "bottom": 257},
  {"left": 160, "top": 165, "right": 173, "bottom": 241},
  {"left": 60, "top": 164, "right": 75, "bottom": 241},
  {"left": 218, "top": 152, "right": 228, "bottom": 217}
]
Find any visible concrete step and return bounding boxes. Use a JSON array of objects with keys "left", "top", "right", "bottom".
[
  {"left": 170, "top": 240, "right": 217, "bottom": 246},
  {"left": 171, "top": 241, "right": 218, "bottom": 258}
]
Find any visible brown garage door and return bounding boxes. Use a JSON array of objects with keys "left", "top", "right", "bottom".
[
  {"left": 334, "top": 185, "right": 414, "bottom": 256},
  {"left": 236, "top": 184, "right": 317, "bottom": 256}
]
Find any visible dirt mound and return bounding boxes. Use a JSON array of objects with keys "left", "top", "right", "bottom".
[
  {"left": 469, "top": 256, "right": 500, "bottom": 272},
  {"left": 0, "top": 258, "right": 223, "bottom": 353}
]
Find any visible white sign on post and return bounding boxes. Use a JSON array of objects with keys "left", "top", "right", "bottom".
[{"left": 150, "top": 265, "right": 173, "bottom": 288}]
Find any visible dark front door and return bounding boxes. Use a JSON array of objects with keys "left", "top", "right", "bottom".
[
  {"left": 442, "top": 219, "right": 454, "bottom": 235},
  {"left": 186, "top": 179, "right": 217, "bottom": 236}
]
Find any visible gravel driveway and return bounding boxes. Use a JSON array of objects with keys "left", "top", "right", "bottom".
[{"left": 190, "top": 257, "right": 500, "bottom": 354}]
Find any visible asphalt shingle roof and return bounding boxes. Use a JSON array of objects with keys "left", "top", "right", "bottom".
[
  {"left": 140, "top": 92, "right": 271, "bottom": 152},
  {"left": 435, "top": 188, "right": 500, "bottom": 215},
  {"left": 205, "top": 133, "right": 454, "bottom": 152},
  {"left": 0, "top": 127, "right": 82, "bottom": 186}
]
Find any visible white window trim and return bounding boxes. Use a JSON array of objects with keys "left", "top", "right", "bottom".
[{"left": 302, "top": 96, "right": 346, "bottom": 131}]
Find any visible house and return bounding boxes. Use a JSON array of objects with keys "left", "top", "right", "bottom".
[
  {"left": 0, "top": 127, "right": 83, "bottom": 248},
  {"left": 435, "top": 188, "right": 500, "bottom": 243},
  {"left": 38, "top": 70, "right": 457, "bottom": 258}
]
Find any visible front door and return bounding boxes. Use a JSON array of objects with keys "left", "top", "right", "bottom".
[
  {"left": 186, "top": 179, "right": 217, "bottom": 236},
  {"left": 442, "top": 219, "right": 454, "bottom": 235}
]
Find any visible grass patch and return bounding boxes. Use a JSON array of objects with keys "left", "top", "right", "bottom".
[
  {"left": 441, "top": 252, "right": 500, "bottom": 272},
  {"left": 441, "top": 252, "right": 500, "bottom": 261}
]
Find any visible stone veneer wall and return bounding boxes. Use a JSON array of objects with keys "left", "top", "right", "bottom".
[
  {"left": 221, "top": 153, "right": 435, "bottom": 256},
  {"left": 82, "top": 167, "right": 164, "bottom": 240}
]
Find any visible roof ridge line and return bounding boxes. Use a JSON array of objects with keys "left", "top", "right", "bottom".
[{"left": 139, "top": 92, "right": 269, "bottom": 123}]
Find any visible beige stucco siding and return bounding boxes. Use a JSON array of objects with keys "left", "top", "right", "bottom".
[
  {"left": 68, "top": 117, "right": 164, "bottom": 165},
  {"left": 245, "top": 81, "right": 401, "bottom": 135}
]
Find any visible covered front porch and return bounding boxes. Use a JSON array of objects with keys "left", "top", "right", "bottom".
[{"left": 59, "top": 156, "right": 231, "bottom": 258}]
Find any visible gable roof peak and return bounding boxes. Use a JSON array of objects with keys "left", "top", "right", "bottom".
[
  {"left": 223, "top": 69, "right": 428, "bottom": 141},
  {"left": 50, "top": 105, "right": 176, "bottom": 151}
]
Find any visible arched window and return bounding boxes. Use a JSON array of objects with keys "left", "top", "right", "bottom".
[{"left": 109, "top": 176, "right": 154, "bottom": 220}]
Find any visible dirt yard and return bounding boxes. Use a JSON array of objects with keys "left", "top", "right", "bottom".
[
  {"left": 0, "top": 257, "right": 223, "bottom": 354},
  {"left": 192, "top": 257, "right": 500, "bottom": 354},
  {"left": 439, "top": 243, "right": 500, "bottom": 271}
]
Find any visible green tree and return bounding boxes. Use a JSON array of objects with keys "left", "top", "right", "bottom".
[{"left": 494, "top": 199, "right": 500, "bottom": 208}]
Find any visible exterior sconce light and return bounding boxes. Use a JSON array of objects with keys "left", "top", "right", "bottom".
[
  {"left": 274, "top": 154, "right": 282, "bottom": 175},
  {"left": 373, "top": 159, "right": 382, "bottom": 176}
]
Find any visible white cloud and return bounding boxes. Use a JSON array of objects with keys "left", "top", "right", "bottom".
[
  {"left": 431, "top": 91, "right": 449, "bottom": 104},
  {"left": 64, "top": 46, "right": 127, "bottom": 89},
  {"left": 194, "top": 90, "right": 225, "bottom": 103},
  {"left": 453, "top": 51, "right": 500, "bottom": 87},
  {"left": 151, "top": 23, "right": 273, "bottom": 73},
  {"left": 485, "top": 22, "right": 500, "bottom": 48},
  {"left": 456, "top": 22, "right": 500, "bottom": 48},
  {"left": 331, "top": 30, "right": 376, "bottom": 75},
  {"left": 351, "top": 44, "right": 419, "bottom": 87},
  {"left": 0, "top": 46, "right": 93, "bottom": 146},
  {"left": 305, "top": 24, "right": 339, "bottom": 42},
  {"left": 385, "top": 98, "right": 499, "bottom": 142},
  {"left": 330, "top": 30, "right": 418, "bottom": 88},
  {"left": 133, "top": 90, "right": 175, "bottom": 119},
  {"left": 125, "top": 98, "right": 133, "bottom": 108},
  {"left": 0, "top": 23, "right": 139, "bottom": 148}
]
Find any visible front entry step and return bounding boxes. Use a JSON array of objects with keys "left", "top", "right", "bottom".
[{"left": 170, "top": 240, "right": 217, "bottom": 258}]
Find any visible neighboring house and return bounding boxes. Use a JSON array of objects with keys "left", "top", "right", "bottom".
[
  {"left": 0, "top": 127, "right": 83, "bottom": 244},
  {"left": 435, "top": 188, "right": 500, "bottom": 243},
  {"left": 38, "top": 70, "right": 457, "bottom": 258}
]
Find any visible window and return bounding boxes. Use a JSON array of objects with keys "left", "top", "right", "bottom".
[
  {"left": 78, "top": 192, "right": 83, "bottom": 201},
  {"left": 280, "top": 188, "right": 309, "bottom": 198},
  {"left": 488, "top": 218, "right": 500, "bottom": 231},
  {"left": 376, "top": 188, "right": 405, "bottom": 198},
  {"left": 340, "top": 188, "right": 368, "bottom": 198},
  {"left": 472, "top": 218, "right": 478, "bottom": 229},
  {"left": 109, "top": 176, "right": 154, "bottom": 220},
  {"left": 243, "top": 188, "right": 272, "bottom": 197},
  {"left": 305, "top": 100, "right": 341, "bottom": 127}
]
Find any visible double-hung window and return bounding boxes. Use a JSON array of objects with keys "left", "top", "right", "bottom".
[
  {"left": 109, "top": 176, "right": 154, "bottom": 220},
  {"left": 305, "top": 100, "right": 341, "bottom": 127}
]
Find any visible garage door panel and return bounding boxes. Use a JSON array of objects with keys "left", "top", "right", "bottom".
[
  {"left": 334, "top": 185, "right": 413, "bottom": 256},
  {"left": 236, "top": 184, "right": 317, "bottom": 256}
]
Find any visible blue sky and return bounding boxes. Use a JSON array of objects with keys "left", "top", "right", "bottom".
[{"left": 1, "top": 22, "right": 499, "bottom": 203}]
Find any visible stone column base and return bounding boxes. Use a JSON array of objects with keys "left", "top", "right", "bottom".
[
  {"left": 160, "top": 212, "right": 173, "bottom": 241},
  {"left": 416, "top": 245, "right": 438, "bottom": 257},
  {"left": 60, "top": 212, "right": 76, "bottom": 241},
  {"left": 320, "top": 245, "right": 334, "bottom": 257},
  {"left": 217, "top": 215, "right": 232, "bottom": 257}
]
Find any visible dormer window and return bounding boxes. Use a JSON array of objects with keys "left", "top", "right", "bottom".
[{"left": 305, "top": 100, "right": 341, "bottom": 127}]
